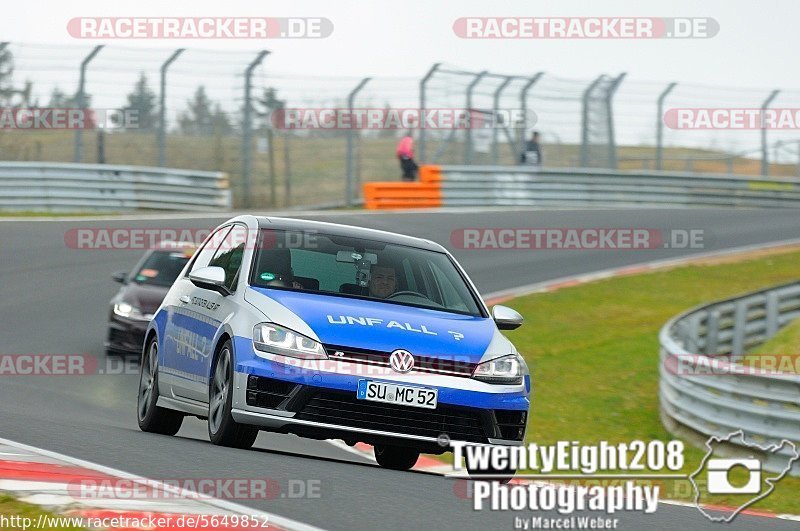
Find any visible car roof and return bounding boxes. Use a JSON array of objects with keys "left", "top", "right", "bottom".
[{"left": 248, "top": 216, "right": 447, "bottom": 253}]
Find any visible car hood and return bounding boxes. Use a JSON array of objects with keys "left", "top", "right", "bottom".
[
  {"left": 246, "top": 287, "right": 496, "bottom": 363},
  {"left": 116, "top": 283, "right": 170, "bottom": 314}
]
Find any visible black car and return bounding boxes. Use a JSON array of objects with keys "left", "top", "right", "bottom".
[{"left": 105, "top": 242, "right": 196, "bottom": 356}]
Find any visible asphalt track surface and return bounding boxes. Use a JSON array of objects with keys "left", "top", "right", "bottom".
[{"left": 1, "top": 207, "right": 799, "bottom": 530}]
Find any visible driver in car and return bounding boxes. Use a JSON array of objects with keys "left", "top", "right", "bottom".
[{"left": 368, "top": 263, "right": 397, "bottom": 299}]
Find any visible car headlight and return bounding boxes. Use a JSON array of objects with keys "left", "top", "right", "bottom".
[
  {"left": 253, "top": 323, "right": 327, "bottom": 360},
  {"left": 472, "top": 354, "right": 523, "bottom": 384},
  {"left": 113, "top": 302, "right": 150, "bottom": 320}
]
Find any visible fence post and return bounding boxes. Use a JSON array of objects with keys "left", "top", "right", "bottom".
[
  {"left": 241, "top": 50, "right": 270, "bottom": 208},
  {"left": 73, "top": 45, "right": 103, "bottom": 163},
  {"left": 345, "top": 77, "right": 370, "bottom": 207},
  {"left": 158, "top": 48, "right": 184, "bottom": 167},
  {"left": 491, "top": 76, "right": 513, "bottom": 164},
  {"left": 760, "top": 89, "right": 780, "bottom": 176},
  {"left": 464, "top": 71, "right": 487, "bottom": 164},
  {"left": 283, "top": 131, "right": 292, "bottom": 207},
  {"left": 656, "top": 82, "right": 677, "bottom": 171},
  {"left": 518, "top": 72, "right": 544, "bottom": 163},
  {"left": 580, "top": 75, "right": 604, "bottom": 167},
  {"left": 418, "top": 63, "right": 440, "bottom": 164},
  {"left": 606, "top": 73, "right": 626, "bottom": 169}
]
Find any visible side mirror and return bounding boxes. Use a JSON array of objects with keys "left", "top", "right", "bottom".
[
  {"left": 112, "top": 271, "right": 128, "bottom": 284},
  {"left": 492, "top": 305, "right": 524, "bottom": 330},
  {"left": 188, "top": 266, "right": 230, "bottom": 295}
]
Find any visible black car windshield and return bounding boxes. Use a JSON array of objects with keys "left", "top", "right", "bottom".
[
  {"left": 249, "top": 229, "right": 484, "bottom": 317},
  {"left": 132, "top": 249, "right": 192, "bottom": 287}
]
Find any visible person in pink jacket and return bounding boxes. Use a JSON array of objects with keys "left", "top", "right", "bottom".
[{"left": 396, "top": 133, "right": 418, "bottom": 181}]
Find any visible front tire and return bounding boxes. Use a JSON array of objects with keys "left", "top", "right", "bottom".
[
  {"left": 374, "top": 445, "right": 420, "bottom": 471},
  {"left": 137, "top": 337, "right": 184, "bottom": 435},
  {"left": 208, "top": 340, "right": 259, "bottom": 449}
]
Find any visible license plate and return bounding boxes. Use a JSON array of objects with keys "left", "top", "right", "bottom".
[{"left": 356, "top": 380, "right": 438, "bottom": 409}]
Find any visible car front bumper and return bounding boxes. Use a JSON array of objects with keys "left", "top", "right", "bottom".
[{"left": 231, "top": 336, "right": 530, "bottom": 451}]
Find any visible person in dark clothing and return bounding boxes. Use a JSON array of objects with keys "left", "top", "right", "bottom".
[
  {"left": 396, "top": 134, "right": 419, "bottom": 181},
  {"left": 520, "top": 131, "right": 542, "bottom": 166}
]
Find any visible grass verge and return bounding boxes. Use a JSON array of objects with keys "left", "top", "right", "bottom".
[
  {"left": 0, "top": 494, "right": 86, "bottom": 530},
  {"left": 497, "top": 248, "right": 800, "bottom": 514},
  {"left": 747, "top": 319, "right": 800, "bottom": 374}
]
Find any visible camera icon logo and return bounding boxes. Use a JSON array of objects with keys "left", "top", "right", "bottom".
[{"left": 706, "top": 458, "right": 761, "bottom": 494}]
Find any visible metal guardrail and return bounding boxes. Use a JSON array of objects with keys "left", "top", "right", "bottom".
[
  {"left": 432, "top": 165, "right": 800, "bottom": 208},
  {"left": 0, "top": 162, "right": 231, "bottom": 212},
  {"left": 659, "top": 281, "right": 800, "bottom": 475}
]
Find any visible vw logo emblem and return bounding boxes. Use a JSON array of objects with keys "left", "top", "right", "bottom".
[{"left": 389, "top": 349, "right": 415, "bottom": 373}]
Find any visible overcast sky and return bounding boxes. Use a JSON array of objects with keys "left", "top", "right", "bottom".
[{"left": 2, "top": 0, "right": 798, "bottom": 88}]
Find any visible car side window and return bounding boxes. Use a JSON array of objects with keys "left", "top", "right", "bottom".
[
  {"left": 209, "top": 224, "right": 247, "bottom": 291},
  {"left": 189, "top": 226, "right": 232, "bottom": 274}
]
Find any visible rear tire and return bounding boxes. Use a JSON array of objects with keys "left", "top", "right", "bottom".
[
  {"left": 374, "top": 445, "right": 420, "bottom": 471},
  {"left": 208, "top": 340, "right": 259, "bottom": 449},
  {"left": 137, "top": 337, "right": 184, "bottom": 435}
]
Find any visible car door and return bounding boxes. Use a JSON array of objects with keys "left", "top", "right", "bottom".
[
  {"left": 161, "top": 225, "right": 232, "bottom": 401},
  {"left": 172, "top": 223, "right": 248, "bottom": 403}
]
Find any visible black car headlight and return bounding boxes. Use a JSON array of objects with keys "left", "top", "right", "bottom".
[
  {"left": 113, "top": 302, "right": 151, "bottom": 321},
  {"left": 472, "top": 354, "right": 523, "bottom": 384},
  {"left": 253, "top": 323, "right": 327, "bottom": 360}
]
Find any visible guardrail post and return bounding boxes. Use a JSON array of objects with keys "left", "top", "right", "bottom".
[
  {"left": 418, "top": 63, "right": 440, "bottom": 163},
  {"left": 491, "top": 76, "right": 513, "bottom": 164},
  {"left": 73, "top": 45, "right": 103, "bottom": 163},
  {"left": 345, "top": 77, "right": 370, "bottom": 207},
  {"left": 731, "top": 300, "right": 748, "bottom": 358},
  {"left": 158, "top": 49, "right": 184, "bottom": 167},
  {"left": 705, "top": 310, "right": 720, "bottom": 356},
  {"left": 241, "top": 50, "right": 270, "bottom": 208},
  {"left": 760, "top": 89, "right": 780, "bottom": 176},
  {"left": 580, "top": 75, "right": 604, "bottom": 167},
  {"left": 656, "top": 82, "right": 677, "bottom": 171},
  {"left": 518, "top": 72, "right": 544, "bottom": 164},
  {"left": 606, "top": 73, "right": 626, "bottom": 169},
  {"left": 464, "top": 71, "right": 487, "bottom": 165},
  {"left": 765, "top": 291, "right": 780, "bottom": 337}
]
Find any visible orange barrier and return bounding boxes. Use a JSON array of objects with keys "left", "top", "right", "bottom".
[
  {"left": 419, "top": 164, "right": 442, "bottom": 182},
  {"left": 362, "top": 166, "right": 443, "bottom": 209},
  {"left": 363, "top": 181, "right": 441, "bottom": 209}
]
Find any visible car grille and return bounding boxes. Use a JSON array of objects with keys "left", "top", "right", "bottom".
[
  {"left": 323, "top": 344, "right": 478, "bottom": 377},
  {"left": 294, "top": 388, "right": 492, "bottom": 443},
  {"left": 246, "top": 375, "right": 297, "bottom": 409},
  {"left": 494, "top": 409, "right": 527, "bottom": 441}
]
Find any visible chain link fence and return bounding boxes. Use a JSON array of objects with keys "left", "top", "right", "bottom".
[{"left": 2, "top": 43, "right": 800, "bottom": 209}]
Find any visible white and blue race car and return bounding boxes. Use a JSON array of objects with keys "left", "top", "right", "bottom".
[{"left": 137, "top": 215, "right": 530, "bottom": 476}]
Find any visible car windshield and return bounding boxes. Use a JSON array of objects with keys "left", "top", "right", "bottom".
[
  {"left": 131, "top": 249, "right": 192, "bottom": 287},
  {"left": 249, "top": 229, "right": 484, "bottom": 317}
]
